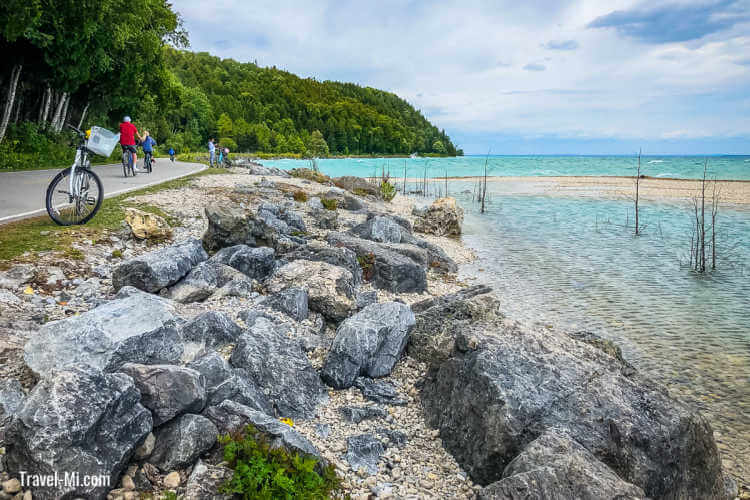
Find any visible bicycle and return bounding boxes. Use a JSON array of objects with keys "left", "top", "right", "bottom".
[
  {"left": 122, "top": 144, "right": 137, "bottom": 177},
  {"left": 142, "top": 148, "right": 154, "bottom": 173},
  {"left": 45, "top": 124, "right": 105, "bottom": 225}
]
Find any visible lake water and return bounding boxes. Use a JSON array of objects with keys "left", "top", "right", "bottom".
[
  {"left": 261, "top": 156, "right": 750, "bottom": 481},
  {"left": 263, "top": 154, "right": 750, "bottom": 180}
]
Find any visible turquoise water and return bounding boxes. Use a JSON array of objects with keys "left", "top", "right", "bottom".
[{"left": 260, "top": 155, "right": 750, "bottom": 180}]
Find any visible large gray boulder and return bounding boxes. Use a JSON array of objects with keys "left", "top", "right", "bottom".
[
  {"left": 188, "top": 351, "right": 273, "bottom": 414},
  {"left": 203, "top": 401, "right": 321, "bottom": 459},
  {"left": 267, "top": 260, "right": 356, "bottom": 322},
  {"left": 24, "top": 291, "right": 182, "bottom": 376},
  {"left": 477, "top": 430, "right": 645, "bottom": 500},
  {"left": 167, "top": 260, "right": 246, "bottom": 303},
  {"left": 421, "top": 322, "right": 727, "bottom": 499},
  {"left": 210, "top": 244, "right": 275, "bottom": 281},
  {"left": 230, "top": 317, "right": 328, "bottom": 418},
  {"left": 322, "top": 302, "right": 415, "bottom": 389},
  {"left": 285, "top": 241, "right": 363, "bottom": 285},
  {"left": 150, "top": 413, "right": 218, "bottom": 472},
  {"left": 180, "top": 311, "right": 243, "bottom": 351},
  {"left": 118, "top": 363, "right": 207, "bottom": 426},
  {"left": 345, "top": 434, "right": 384, "bottom": 476},
  {"left": 351, "top": 215, "right": 404, "bottom": 243},
  {"left": 413, "top": 197, "right": 463, "bottom": 237},
  {"left": 113, "top": 238, "right": 207, "bottom": 292},
  {"left": 326, "top": 232, "right": 427, "bottom": 293},
  {"left": 5, "top": 364, "right": 152, "bottom": 500},
  {"left": 409, "top": 285, "right": 500, "bottom": 365},
  {"left": 202, "top": 204, "right": 256, "bottom": 252},
  {"left": 333, "top": 176, "right": 379, "bottom": 196},
  {"left": 0, "top": 379, "right": 25, "bottom": 445}
]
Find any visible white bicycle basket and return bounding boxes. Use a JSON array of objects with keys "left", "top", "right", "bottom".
[{"left": 87, "top": 126, "right": 120, "bottom": 157}]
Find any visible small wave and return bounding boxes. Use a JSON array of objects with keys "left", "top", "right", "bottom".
[
  {"left": 654, "top": 172, "right": 678, "bottom": 178},
  {"left": 648, "top": 160, "right": 665, "bottom": 164}
]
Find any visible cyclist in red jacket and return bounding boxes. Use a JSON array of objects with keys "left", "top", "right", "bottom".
[{"left": 119, "top": 116, "right": 143, "bottom": 171}]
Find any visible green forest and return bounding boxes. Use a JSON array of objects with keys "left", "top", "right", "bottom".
[{"left": 0, "top": 0, "right": 459, "bottom": 170}]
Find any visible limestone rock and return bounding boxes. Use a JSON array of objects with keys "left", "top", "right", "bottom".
[
  {"left": 421, "top": 321, "right": 727, "bottom": 498},
  {"left": 113, "top": 238, "right": 208, "bottom": 292},
  {"left": 285, "top": 241, "right": 363, "bottom": 285},
  {"left": 334, "top": 176, "right": 379, "bottom": 196},
  {"left": 322, "top": 302, "right": 415, "bottom": 389},
  {"left": 118, "top": 363, "right": 207, "bottom": 426},
  {"left": 180, "top": 311, "right": 243, "bottom": 351},
  {"left": 150, "top": 414, "right": 218, "bottom": 472},
  {"left": 167, "top": 261, "right": 246, "bottom": 303},
  {"left": 477, "top": 430, "right": 645, "bottom": 500},
  {"left": 339, "top": 405, "right": 387, "bottom": 424},
  {"left": 258, "top": 287, "right": 309, "bottom": 321},
  {"left": 209, "top": 244, "right": 275, "bottom": 281},
  {"left": 5, "top": 364, "right": 152, "bottom": 500},
  {"left": 267, "top": 260, "right": 356, "bottom": 322},
  {"left": 0, "top": 264, "right": 34, "bottom": 290},
  {"left": 202, "top": 204, "right": 255, "bottom": 252},
  {"left": 125, "top": 207, "right": 172, "bottom": 240},
  {"left": 354, "top": 377, "right": 408, "bottom": 406},
  {"left": 413, "top": 197, "right": 463, "bottom": 237},
  {"left": 230, "top": 317, "right": 328, "bottom": 418},
  {"left": 184, "top": 460, "right": 233, "bottom": 500},
  {"left": 24, "top": 291, "right": 182, "bottom": 375},
  {"left": 345, "top": 434, "right": 384, "bottom": 476}
]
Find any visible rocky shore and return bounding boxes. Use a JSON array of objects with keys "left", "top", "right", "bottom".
[{"left": 0, "top": 163, "right": 743, "bottom": 499}]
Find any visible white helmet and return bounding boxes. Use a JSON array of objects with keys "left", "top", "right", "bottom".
[{"left": 123, "top": 116, "right": 131, "bottom": 122}]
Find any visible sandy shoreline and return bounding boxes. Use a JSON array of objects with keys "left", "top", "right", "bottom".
[{"left": 392, "top": 175, "right": 750, "bottom": 205}]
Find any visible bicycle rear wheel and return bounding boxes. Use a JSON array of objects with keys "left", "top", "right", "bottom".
[
  {"left": 122, "top": 151, "right": 130, "bottom": 177},
  {"left": 46, "top": 167, "right": 103, "bottom": 226}
]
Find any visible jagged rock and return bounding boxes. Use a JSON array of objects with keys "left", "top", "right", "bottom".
[
  {"left": 234, "top": 160, "right": 290, "bottom": 177},
  {"left": 0, "top": 379, "right": 24, "bottom": 418},
  {"left": 230, "top": 317, "right": 328, "bottom": 418},
  {"left": 308, "top": 197, "right": 324, "bottom": 211},
  {"left": 351, "top": 216, "right": 404, "bottom": 243},
  {"left": 345, "top": 434, "right": 384, "bottom": 476},
  {"left": 258, "top": 287, "right": 309, "bottom": 321},
  {"left": 267, "top": 260, "right": 356, "bottom": 322},
  {"left": 367, "top": 212, "right": 413, "bottom": 233},
  {"left": 334, "top": 176, "right": 379, "bottom": 196},
  {"left": 180, "top": 311, "right": 243, "bottom": 351},
  {"left": 285, "top": 241, "right": 363, "bottom": 285},
  {"left": 0, "top": 264, "right": 34, "bottom": 290},
  {"left": 327, "top": 232, "right": 427, "bottom": 293},
  {"left": 477, "top": 430, "right": 645, "bottom": 500},
  {"left": 118, "top": 363, "right": 207, "bottom": 426},
  {"left": 214, "top": 276, "right": 256, "bottom": 298},
  {"left": 339, "top": 405, "right": 387, "bottom": 423},
  {"left": 125, "top": 207, "right": 172, "bottom": 240},
  {"left": 184, "top": 460, "right": 233, "bottom": 500},
  {"left": 187, "top": 351, "right": 273, "bottom": 414},
  {"left": 322, "top": 302, "right": 416, "bottom": 389},
  {"left": 134, "top": 432, "right": 156, "bottom": 460},
  {"left": 202, "top": 401, "right": 321, "bottom": 459},
  {"left": 150, "top": 414, "right": 218, "bottom": 472},
  {"left": 256, "top": 205, "right": 290, "bottom": 235},
  {"left": 317, "top": 210, "right": 339, "bottom": 230},
  {"left": 413, "top": 197, "right": 463, "bottom": 237},
  {"left": 210, "top": 244, "right": 275, "bottom": 281},
  {"left": 279, "top": 209, "right": 306, "bottom": 233},
  {"left": 409, "top": 285, "right": 500, "bottom": 365},
  {"left": 202, "top": 204, "right": 255, "bottom": 252},
  {"left": 324, "top": 189, "right": 365, "bottom": 211},
  {"left": 354, "top": 377, "right": 408, "bottom": 406},
  {"left": 24, "top": 291, "right": 182, "bottom": 375},
  {"left": 411, "top": 204, "right": 428, "bottom": 217},
  {"left": 355, "top": 290, "right": 378, "bottom": 309},
  {"left": 167, "top": 261, "right": 245, "bottom": 303},
  {"left": 376, "top": 428, "right": 407, "bottom": 448},
  {"left": 113, "top": 238, "right": 208, "bottom": 292},
  {"left": 5, "top": 364, "right": 152, "bottom": 500},
  {"left": 421, "top": 322, "right": 727, "bottom": 498}
]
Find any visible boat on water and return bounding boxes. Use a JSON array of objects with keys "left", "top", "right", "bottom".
[{"left": 410, "top": 152, "right": 418, "bottom": 158}]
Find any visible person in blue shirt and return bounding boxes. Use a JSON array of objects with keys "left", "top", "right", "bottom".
[
  {"left": 168, "top": 147, "right": 175, "bottom": 162},
  {"left": 208, "top": 138, "right": 215, "bottom": 167},
  {"left": 139, "top": 131, "right": 157, "bottom": 172}
]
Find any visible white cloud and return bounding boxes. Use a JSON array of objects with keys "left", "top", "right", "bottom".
[{"left": 175, "top": 0, "right": 750, "bottom": 152}]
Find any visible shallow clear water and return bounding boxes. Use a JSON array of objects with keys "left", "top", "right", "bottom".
[
  {"left": 261, "top": 155, "right": 750, "bottom": 180},
  {"left": 451, "top": 183, "right": 750, "bottom": 481}
]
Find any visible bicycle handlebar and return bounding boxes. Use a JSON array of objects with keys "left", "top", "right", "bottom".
[{"left": 66, "top": 123, "right": 85, "bottom": 138}]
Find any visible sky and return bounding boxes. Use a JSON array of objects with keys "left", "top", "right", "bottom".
[{"left": 177, "top": 0, "right": 750, "bottom": 155}]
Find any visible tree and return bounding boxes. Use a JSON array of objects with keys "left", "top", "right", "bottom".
[
  {"left": 308, "top": 130, "right": 329, "bottom": 157},
  {"left": 217, "top": 113, "right": 234, "bottom": 138},
  {"left": 432, "top": 140, "right": 447, "bottom": 155}
]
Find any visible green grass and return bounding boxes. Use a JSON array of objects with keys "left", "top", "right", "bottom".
[
  {"left": 320, "top": 198, "right": 338, "bottom": 211},
  {"left": 0, "top": 168, "right": 230, "bottom": 263}
]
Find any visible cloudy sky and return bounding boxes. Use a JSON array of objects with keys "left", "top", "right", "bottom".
[{"left": 178, "top": 0, "right": 750, "bottom": 155}]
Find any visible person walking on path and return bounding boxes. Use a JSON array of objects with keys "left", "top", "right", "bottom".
[
  {"left": 168, "top": 147, "right": 175, "bottom": 162},
  {"left": 208, "top": 138, "right": 216, "bottom": 167}
]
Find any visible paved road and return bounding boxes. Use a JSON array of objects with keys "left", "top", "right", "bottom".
[{"left": 0, "top": 159, "right": 205, "bottom": 223}]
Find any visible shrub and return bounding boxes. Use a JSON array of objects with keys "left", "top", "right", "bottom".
[
  {"left": 357, "top": 252, "right": 376, "bottom": 281},
  {"left": 293, "top": 190, "right": 308, "bottom": 202},
  {"left": 219, "top": 425, "right": 344, "bottom": 499},
  {"left": 321, "top": 198, "right": 338, "bottom": 211},
  {"left": 289, "top": 168, "right": 331, "bottom": 184},
  {"left": 379, "top": 181, "right": 396, "bottom": 202}
]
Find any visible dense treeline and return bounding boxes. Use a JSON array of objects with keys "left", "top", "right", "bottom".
[{"left": 0, "top": 1, "right": 459, "bottom": 170}]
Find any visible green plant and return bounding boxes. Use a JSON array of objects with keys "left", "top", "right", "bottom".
[
  {"left": 219, "top": 425, "right": 344, "bottom": 499},
  {"left": 357, "top": 252, "right": 376, "bottom": 281},
  {"left": 379, "top": 181, "right": 396, "bottom": 202},
  {"left": 289, "top": 168, "right": 331, "bottom": 184},
  {"left": 293, "top": 190, "right": 308, "bottom": 202},
  {"left": 321, "top": 198, "right": 338, "bottom": 211},
  {"left": 352, "top": 188, "right": 369, "bottom": 197},
  {"left": 111, "top": 249, "right": 123, "bottom": 259}
]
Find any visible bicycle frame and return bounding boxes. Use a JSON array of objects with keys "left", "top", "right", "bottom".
[{"left": 69, "top": 143, "right": 90, "bottom": 201}]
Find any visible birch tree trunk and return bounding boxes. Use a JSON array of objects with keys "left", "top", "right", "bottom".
[
  {"left": 56, "top": 93, "right": 70, "bottom": 132},
  {"left": 40, "top": 86, "right": 52, "bottom": 124},
  {"left": 0, "top": 64, "right": 23, "bottom": 145},
  {"left": 77, "top": 101, "right": 89, "bottom": 129},
  {"left": 50, "top": 90, "right": 66, "bottom": 132}
]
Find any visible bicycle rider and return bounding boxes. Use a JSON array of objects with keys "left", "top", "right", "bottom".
[
  {"left": 119, "top": 116, "right": 142, "bottom": 172},
  {"left": 141, "top": 130, "right": 157, "bottom": 171}
]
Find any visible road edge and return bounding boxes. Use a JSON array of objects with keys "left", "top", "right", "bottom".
[{"left": 0, "top": 162, "right": 207, "bottom": 225}]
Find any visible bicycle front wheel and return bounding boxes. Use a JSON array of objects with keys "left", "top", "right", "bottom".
[{"left": 46, "top": 167, "right": 103, "bottom": 226}]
